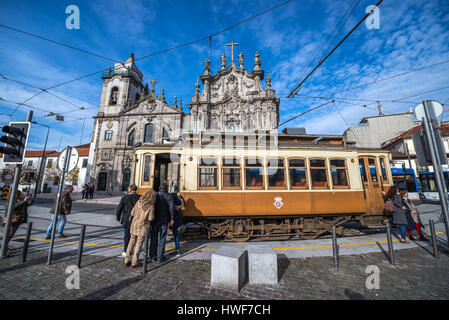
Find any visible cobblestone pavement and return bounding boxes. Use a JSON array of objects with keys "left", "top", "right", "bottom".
[{"left": 0, "top": 245, "right": 448, "bottom": 300}]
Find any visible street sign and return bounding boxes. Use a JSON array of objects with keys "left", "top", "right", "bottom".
[
  {"left": 58, "top": 147, "right": 79, "bottom": 172},
  {"left": 414, "top": 100, "right": 443, "bottom": 121},
  {"left": 2, "top": 170, "right": 14, "bottom": 183}
]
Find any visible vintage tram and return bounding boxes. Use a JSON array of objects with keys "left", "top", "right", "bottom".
[{"left": 134, "top": 132, "right": 392, "bottom": 241}]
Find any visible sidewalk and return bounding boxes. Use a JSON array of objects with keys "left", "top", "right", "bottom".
[{"left": 0, "top": 247, "right": 448, "bottom": 300}]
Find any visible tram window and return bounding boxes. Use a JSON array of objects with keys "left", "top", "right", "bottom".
[
  {"left": 198, "top": 158, "right": 217, "bottom": 188},
  {"left": 359, "top": 159, "right": 367, "bottom": 182},
  {"left": 267, "top": 159, "right": 286, "bottom": 188},
  {"left": 143, "top": 154, "right": 151, "bottom": 183},
  {"left": 310, "top": 158, "right": 328, "bottom": 188},
  {"left": 222, "top": 158, "right": 241, "bottom": 189},
  {"left": 330, "top": 159, "right": 348, "bottom": 187},
  {"left": 379, "top": 157, "right": 388, "bottom": 182},
  {"left": 289, "top": 158, "right": 307, "bottom": 188},
  {"left": 368, "top": 158, "right": 378, "bottom": 183},
  {"left": 245, "top": 158, "right": 264, "bottom": 189}
]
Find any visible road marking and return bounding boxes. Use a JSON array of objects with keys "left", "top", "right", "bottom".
[{"left": 2, "top": 231, "right": 445, "bottom": 252}]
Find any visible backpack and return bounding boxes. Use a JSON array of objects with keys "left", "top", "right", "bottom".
[{"left": 384, "top": 199, "right": 396, "bottom": 216}]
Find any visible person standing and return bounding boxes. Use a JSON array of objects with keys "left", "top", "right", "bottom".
[
  {"left": 108, "top": 182, "right": 113, "bottom": 197},
  {"left": 390, "top": 186, "right": 409, "bottom": 243},
  {"left": 170, "top": 185, "right": 184, "bottom": 256},
  {"left": 2, "top": 191, "right": 33, "bottom": 255},
  {"left": 153, "top": 169, "right": 160, "bottom": 192},
  {"left": 45, "top": 185, "right": 73, "bottom": 239},
  {"left": 81, "top": 184, "right": 87, "bottom": 200},
  {"left": 125, "top": 189, "right": 156, "bottom": 268},
  {"left": 116, "top": 184, "right": 141, "bottom": 257},
  {"left": 149, "top": 183, "right": 175, "bottom": 263},
  {"left": 88, "top": 183, "right": 94, "bottom": 199},
  {"left": 401, "top": 190, "right": 428, "bottom": 241}
]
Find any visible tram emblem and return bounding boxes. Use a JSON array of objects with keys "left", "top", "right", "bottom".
[{"left": 274, "top": 197, "right": 283, "bottom": 210}]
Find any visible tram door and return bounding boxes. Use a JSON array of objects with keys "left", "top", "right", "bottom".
[{"left": 358, "top": 156, "right": 384, "bottom": 214}]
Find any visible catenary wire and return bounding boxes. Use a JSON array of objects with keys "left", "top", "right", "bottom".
[
  {"left": 288, "top": 0, "right": 384, "bottom": 97},
  {"left": 10, "top": 0, "right": 292, "bottom": 116}
]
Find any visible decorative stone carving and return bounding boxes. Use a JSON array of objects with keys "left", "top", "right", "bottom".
[
  {"left": 238, "top": 52, "right": 244, "bottom": 69},
  {"left": 221, "top": 54, "right": 227, "bottom": 70},
  {"left": 254, "top": 51, "right": 261, "bottom": 71},
  {"left": 106, "top": 121, "right": 113, "bottom": 129}
]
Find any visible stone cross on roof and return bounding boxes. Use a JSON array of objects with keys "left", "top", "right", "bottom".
[
  {"left": 226, "top": 41, "right": 239, "bottom": 63},
  {"left": 150, "top": 78, "right": 157, "bottom": 94}
]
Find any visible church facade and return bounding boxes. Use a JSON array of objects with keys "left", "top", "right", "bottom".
[{"left": 87, "top": 50, "right": 280, "bottom": 192}]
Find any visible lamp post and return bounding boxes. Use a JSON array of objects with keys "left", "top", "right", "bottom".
[{"left": 31, "top": 121, "right": 50, "bottom": 197}]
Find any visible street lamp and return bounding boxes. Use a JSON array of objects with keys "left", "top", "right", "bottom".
[{"left": 31, "top": 121, "right": 50, "bottom": 197}]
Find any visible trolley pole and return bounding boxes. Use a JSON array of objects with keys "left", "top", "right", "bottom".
[
  {"left": 47, "top": 146, "right": 72, "bottom": 265},
  {"left": 1, "top": 110, "right": 33, "bottom": 258},
  {"left": 421, "top": 100, "right": 449, "bottom": 244}
]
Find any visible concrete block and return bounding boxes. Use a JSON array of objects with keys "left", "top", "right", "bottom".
[
  {"left": 247, "top": 245, "right": 278, "bottom": 284},
  {"left": 211, "top": 246, "right": 247, "bottom": 292}
]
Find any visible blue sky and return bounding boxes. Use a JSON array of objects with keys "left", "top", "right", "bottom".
[{"left": 1, "top": 0, "right": 449, "bottom": 151}]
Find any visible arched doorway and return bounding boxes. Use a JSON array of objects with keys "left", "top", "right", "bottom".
[
  {"left": 121, "top": 168, "right": 131, "bottom": 191},
  {"left": 97, "top": 172, "right": 107, "bottom": 191}
]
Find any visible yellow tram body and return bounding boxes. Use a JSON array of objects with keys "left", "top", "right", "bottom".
[{"left": 133, "top": 135, "right": 392, "bottom": 241}]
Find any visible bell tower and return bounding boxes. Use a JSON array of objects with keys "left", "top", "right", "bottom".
[{"left": 98, "top": 53, "right": 144, "bottom": 115}]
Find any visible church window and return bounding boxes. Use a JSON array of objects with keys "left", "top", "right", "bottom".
[
  {"left": 198, "top": 158, "right": 217, "bottom": 189},
  {"left": 144, "top": 124, "right": 154, "bottom": 143},
  {"left": 128, "top": 129, "right": 135, "bottom": 147},
  {"left": 228, "top": 122, "right": 235, "bottom": 132},
  {"left": 110, "top": 87, "right": 119, "bottom": 105},
  {"left": 162, "top": 127, "right": 169, "bottom": 143},
  {"left": 105, "top": 130, "right": 113, "bottom": 141}
]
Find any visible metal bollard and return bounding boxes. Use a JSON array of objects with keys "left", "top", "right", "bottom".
[
  {"left": 22, "top": 222, "right": 33, "bottom": 262},
  {"left": 430, "top": 220, "right": 439, "bottom": 259},
  {"left": 332, "top": 226, "right": 338, "bottom": 271},
  {"left": 386, "top": 223, "right": 395, "bottom": 265},
  {"left": 142, "top": 228, "right": 150, "bottom": 274},
  {"left": 76, "top": 225, "right": 86, "bottom": 268}
]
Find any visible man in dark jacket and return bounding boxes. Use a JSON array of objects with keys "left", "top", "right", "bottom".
[
  {"left": 149, "top": 183, "right": 175, "bottom": 263},
  {"left": 116, "top": 184, "right": 141, "bottom": 257},
  {"left": 45, "top": 185, "right": 73, "bottom": 239}
]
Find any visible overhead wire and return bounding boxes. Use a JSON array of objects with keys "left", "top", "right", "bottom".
[
  {"left": 288, "top": 0, "right": 384, "bottom": 97},
  {"left": 8, "top": 0, "right": 292, "bottom": 116}
]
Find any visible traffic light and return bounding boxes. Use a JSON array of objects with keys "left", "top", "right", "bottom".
[{"left": 0, "top": 122, "right": 30, "bottom": 164}]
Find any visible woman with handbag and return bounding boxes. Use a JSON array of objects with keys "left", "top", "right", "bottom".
[
  {"left": 400, "top": 190, "right": 428, "bottom": 241},
  {"left": 125, "top": 189, "right": 156, "bottom": 268},
  {"left": 2, "top": 191, "right": 33, "bottom": 255},
  {"left": 385, "top": 186, "right": 410, "bottom": 243}
]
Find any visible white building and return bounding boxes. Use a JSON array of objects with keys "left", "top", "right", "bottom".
[{"left": 0, "top": 144, "right": 90, "bottom": 193}]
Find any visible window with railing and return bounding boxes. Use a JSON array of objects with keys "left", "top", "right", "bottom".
[
  {"left": 310, "top": 158, "right": 329, "bottom": 188},
  {"left": 330, "top": 159, "right": 349, "bottom": 188},
  {"left": 245, "top": 158, "right": 264, "bottom": 189},
  {"left": 267, "top": 158, "right": 286, "bottom": 189},
  {"left": 222, "top": 158, "right": 241, "bottom": 189},
  {"left": 198, "top": 158, "right": 217, "bottom": 189},
  {"left": 289, "top": 158, "right": 307, "bottom": 189},
  {"left": 105, "top": 130, "right": 113, "bottom": 141}
]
